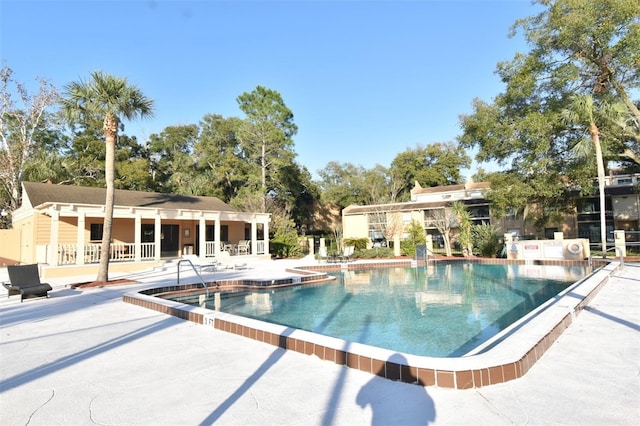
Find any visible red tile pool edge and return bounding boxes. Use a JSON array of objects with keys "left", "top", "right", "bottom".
[{"left": 122, "top": 259, "right": 616, "bottom": 389}]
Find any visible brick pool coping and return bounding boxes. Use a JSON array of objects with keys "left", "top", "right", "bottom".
[{"left": 123, "top": 258, "right": 618, "bottom": 389}]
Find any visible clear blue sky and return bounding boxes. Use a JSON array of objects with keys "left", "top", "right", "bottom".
[{"left": 1, "top": 0, "right": 539, "bottom": 180}]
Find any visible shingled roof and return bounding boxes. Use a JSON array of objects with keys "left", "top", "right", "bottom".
[
  {"left": 343, "top": 201, "right": 451, "bottom": 215},
  {"left": 22, "top": 182, "right": 238, "bottom": 213}
]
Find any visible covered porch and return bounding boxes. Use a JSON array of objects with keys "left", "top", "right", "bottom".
[
  {"left": 46, "top": 207, "right": 270, "bottom": 266},
  {"left": 12, "top": 182, "right": 271, "bottom": 268}
]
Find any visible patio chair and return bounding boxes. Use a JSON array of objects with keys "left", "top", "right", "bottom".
[
  {"left": 181, "top": 254, "right": 218, "bottom": 273},
  {"left": 340, "top": 246, "right": 355, "bottom": 262},
  {"left": 318, "top": 246, "right": 331, "bottom": 263},
  {"left": 2, "top": 264, "right": 53, "bottom": 302},
  {"left": 237, "top": 240, "right": 251, "bottom": 255}
]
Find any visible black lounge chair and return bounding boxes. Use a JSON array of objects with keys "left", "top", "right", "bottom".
[{"left": 2, "top": 264, "right": 52, "bottom": 302}]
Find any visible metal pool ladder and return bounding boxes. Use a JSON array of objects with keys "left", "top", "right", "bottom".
[
  {"left": 419, "top": 245, "right": 438, "bottom": 265},
  {"left": 176, "top": 259, "right": 210, "bottom": 298}
]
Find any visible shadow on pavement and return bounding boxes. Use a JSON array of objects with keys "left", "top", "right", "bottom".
[
  {"left": 0, "top": 316, "right": 179, "bottom": 392},
  {"left": 356, "top": 353, "right": 436, "bottom": 425}
]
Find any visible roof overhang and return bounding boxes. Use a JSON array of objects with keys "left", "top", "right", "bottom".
[{"left": 34, "top": 202, "right": 270, "bottom": 223}]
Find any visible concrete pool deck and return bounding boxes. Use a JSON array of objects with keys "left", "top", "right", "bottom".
[{"left": 1, "top": 259, "right": 638, "bottom": 425}]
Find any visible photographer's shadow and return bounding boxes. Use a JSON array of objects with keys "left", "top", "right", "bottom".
[{"left": 356, "top": 353, "right": 436, "bottom": 425}]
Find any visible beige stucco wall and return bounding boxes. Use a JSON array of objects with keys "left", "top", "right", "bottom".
[
  {"left": 0, "top": 229, "right": 21, "bottom": 265},
  {"left": 11, "top": 215, "right": 36, "bottom": 264},
  {"left": 343, "top": 214, "right": 368, "bottom": 240}
]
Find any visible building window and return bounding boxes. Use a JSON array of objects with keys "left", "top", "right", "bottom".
[
  {"left": 468, "top": 205, "right": 491, "bottom": 225},
  {"left": 90, "top": 223, "right": 103, "bottom": 241},
  {"left": 204, "top": 225, "right": 229, "bottom": 242},
  {"left": 205, "top": 225, "right": 215, "bottom": 241},
  {"left": 578, "top": 200, "right": 597, "bottom": 213},
  {"left": 368, "top": 212, "right": 387, "bottom": 242},
  {"left": 544, "top": 227, "right": 558, "bottom": 239},
  {"left": 141, "top": 224, "right": 154, "bottom": 242}
]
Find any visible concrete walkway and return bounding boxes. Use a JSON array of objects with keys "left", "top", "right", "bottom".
[{"left": 0, "top": 261, "right": 638, "bottom": 425}]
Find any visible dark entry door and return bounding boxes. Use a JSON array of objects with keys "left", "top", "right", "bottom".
[{"left": 161, "top": 225, "right": 179, "bottom": 258}]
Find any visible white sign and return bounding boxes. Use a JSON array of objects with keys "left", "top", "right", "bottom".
[
  {"left": 542, "top": 240, "right": 564, "bottom": 259},
  {"left": 203, "top": 313, "right": 216, "bottom": 327},
  {"left": 522, "top": 242, "right": 541, "bottom": 259}
]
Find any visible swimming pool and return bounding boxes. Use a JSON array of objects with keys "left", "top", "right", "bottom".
[{"left": 165, "top": 263, "right": 589, "bottom": 357}]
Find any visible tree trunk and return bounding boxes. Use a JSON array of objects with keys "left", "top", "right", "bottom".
[
  {"left": 97, "top": 115, "right": 117, "bottom": 282},
  {"left": 591, "top": 123, "right": 607, "bottom": 258},
  {"left": 261, "top": 138, "right": 267, "bottom": 212},
  {"left": 443, "top": 231, "right": 452, "bottom": 257}
]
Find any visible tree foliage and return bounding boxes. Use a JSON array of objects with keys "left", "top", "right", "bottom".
[
  {"left": 0, "top": 64, "right": 59, "bottom": 218},
  {"left": 236, "top": 85, "right": 298, "bottom": 212},
  {"left": 390, "top": 142, "right": 471, "bottom": 198},
  {"left": 317, "top": 161, "right": 367, "bottom": 209},
  {"left": 317, "top": 142, "right": 470, "bottom": 211},
  {"left": 147, "top": 124, "right": 198, "bottom": 193},
  {"left": 195, "top": 114, "right": 247, "bottom": 201},
  {"left": 458, "top": 0, "right": 639, "bottom": 228}
]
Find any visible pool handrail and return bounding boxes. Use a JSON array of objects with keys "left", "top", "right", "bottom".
[
  {"left": 177, "top": 259, "right": 210, "bottom": 298},
  {"left": 599, "top": 246, "right": 626, "bottom": 268},
  {"left": 417, "top": 245, "right": 438, "bottom": 264}
]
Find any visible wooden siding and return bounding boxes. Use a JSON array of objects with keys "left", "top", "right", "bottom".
[
  {"left": 34, "top": 213, "right": 51, "bottom": 246},
  {"left": 59, "top": 217, "right": 78, "bottom": 244}
]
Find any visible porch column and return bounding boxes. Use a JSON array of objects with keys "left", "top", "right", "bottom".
[
  {"left": 214, "top": 217, "right": 221, "bottom": 256},
  {"left": 251, "top": 218, "right": 257, "bottom": 255},
  {"left": 199, "top": 216, "right": 206, "bottom": 258},
  {"left": 77, "top": 212, "right": 85, "bottom": 265},
  {"left": 154, "top": 214, "right": 161, "bottom": 261},
  {"left": 49, "top": 210, "right": 60, "bottom": 265},
  {"left": 262, "top": 218, "right": 269, "bottom": 256},
  {"left": 134, "top": 213, "right": 142, "bottom": 262}
]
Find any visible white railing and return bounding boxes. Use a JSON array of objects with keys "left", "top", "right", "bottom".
[
  {"left": 140, "top": 242, "right": 155, "bottom": 260},
  {"left": 57, "top": 242, "right": 156, "bottom": 265},
  {"left": 110, "top": 243, "right": 135, "bottom": 261},
  {"left": 58, "top": 244, "right": 78, "bottom": 265},
  {"left": 205, "top": 241, "right": 216, "bottom": 258},
  {"left": 85, "top": 244, "right": 101, "bottom": 263},
  {"left": 201, "top": 240, "right": 266, "bottom": 257}
]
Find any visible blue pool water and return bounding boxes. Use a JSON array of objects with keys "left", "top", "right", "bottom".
[{"left": 173, "top": 263, "right": 589, "bottom": 357}]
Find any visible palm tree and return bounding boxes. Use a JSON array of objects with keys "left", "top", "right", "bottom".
[
  {"left": 561, "top": 94, "right": 623, "bottom": 257},
  {"left": 62, "top": 71, "right": 154, "bottom": 282},
  {"left": 452, "top": 201, "right": 473, "bottom": 257}
]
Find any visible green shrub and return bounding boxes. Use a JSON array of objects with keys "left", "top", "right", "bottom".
[
  {"left": 356, "top": 247, "right": 395, "bottom": 259},
  {"left": 472, "top": 224, "right": 502, "bottom": 257},
  {"left": 400, "top": 219, "right": 426, "bottom": 257},
  {"left": 343, "top": 237, "right": 369, "bottom": 250},
  {"left": 400, "top": 239, "right": 415, "bottom": 257},
  {"left": 270, "top": 230, "right": 303, "bottom": 258}
]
